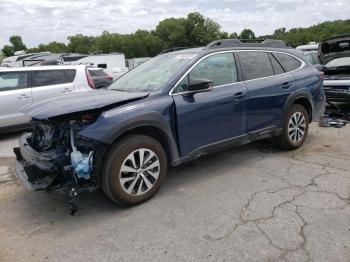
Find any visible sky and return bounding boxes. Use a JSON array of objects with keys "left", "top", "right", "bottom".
[{"left": 1, "top": 0, "right": 350, "bottom": 48}]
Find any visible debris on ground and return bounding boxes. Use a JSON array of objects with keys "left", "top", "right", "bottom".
[{"left": 319, "top": 101, "right": 350, "bottom": 128}]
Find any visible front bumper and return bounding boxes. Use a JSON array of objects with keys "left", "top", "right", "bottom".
[
  {"left": 14, "top": 133, "right": 68, "bottom": 191},
  {"left": 14, "top": 156, "right": 58, "bottom": 191},
  {"left": 323, "top": 79, "right": 350, "bottom": 102}
]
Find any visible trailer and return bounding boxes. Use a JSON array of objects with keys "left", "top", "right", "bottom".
[
  {"left": 126, "top": 57, "right": 151, "bottom": 70},
  {"left": 70, "top": 53, "right": 128, "bottom": 79}
]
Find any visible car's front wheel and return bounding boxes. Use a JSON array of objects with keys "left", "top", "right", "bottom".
[
  {"left": 101, "top": 135, "right": 167, "bottom": 206},
  {"left": 277, "top": 104, "right": 309, "bottom": 150}
]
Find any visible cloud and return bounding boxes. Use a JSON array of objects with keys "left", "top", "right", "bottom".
[{"left": 0, "top": 0, "right": 349, "bottom": 48}]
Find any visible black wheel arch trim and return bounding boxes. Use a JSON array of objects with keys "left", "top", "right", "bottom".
[{"left": 283, "top": 90, "right": 314, "bottom": 123}]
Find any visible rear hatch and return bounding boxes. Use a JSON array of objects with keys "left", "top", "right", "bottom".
[{"left": 319, "top": 35, "right": 350, "bottom": 65}]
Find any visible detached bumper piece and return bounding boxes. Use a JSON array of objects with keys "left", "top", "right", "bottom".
[
  {"left": 13, "top": 133, "right": 70, "bottom": 192},
  {"left": 14, "top": 147, "right": 62, "bottom": 191},
  {"left": 15, "top": 158, "right": 58, "bottom": 191}
]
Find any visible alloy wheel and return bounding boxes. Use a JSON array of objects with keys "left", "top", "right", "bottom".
[
  {"left": 288, "top": 112, "right": 306, "bottom": 143},
  {"left": 119, "top": 148, "right": 160, "bottom": 196}
]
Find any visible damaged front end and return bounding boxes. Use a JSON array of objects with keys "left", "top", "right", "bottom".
[{"left": 14, "top": 115, "right": 107, "bottom": 214}]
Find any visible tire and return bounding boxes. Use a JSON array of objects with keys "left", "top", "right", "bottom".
[
  {"left": 101, "top": 135, "right": 168, "bottom": 206},
  {"left": 276, "top": 104, "right": 309, "bottom": 150}
]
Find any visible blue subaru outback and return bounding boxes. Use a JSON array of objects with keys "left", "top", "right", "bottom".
[{"left": 14, "top": 39, "right": 325, "bottom": 209}]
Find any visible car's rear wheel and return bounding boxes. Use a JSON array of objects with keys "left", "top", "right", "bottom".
[
  {"left": 277, "top": 104, "right": 309, "bottom": 150},
  {"left": 101, "top": 135, "right": 167, "bottom": 206}
]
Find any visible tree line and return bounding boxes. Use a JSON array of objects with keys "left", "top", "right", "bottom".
[{"left": 1, "top": 12, "right": 350, "bottom": 59}]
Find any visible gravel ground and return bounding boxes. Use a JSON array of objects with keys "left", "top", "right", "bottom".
[{"left": 0, "top": 107, "right": 349, "bottom": 262}]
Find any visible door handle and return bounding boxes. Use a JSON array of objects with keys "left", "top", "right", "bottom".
[
  {"left": 233, "top": 92, "right": 248, "bottom": 100},
  {"left": 282, "top": 82, "right": 292, "bottom": 89},
  {"left": 62, "top": 88, "right": 73, "bottom": 92},
  {"left": 17, "top": 94, "right": 30, "bottom": 99}
]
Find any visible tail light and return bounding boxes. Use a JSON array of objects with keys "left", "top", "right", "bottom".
[
  {"left": 320, "top": 72, "right": 325, "bottom": 81},
  {"left": 86, "top": 70, "right": 96, "bottom": 89},
  {"left": 106, "top": 75, "right": 113, "bottom": 81}
]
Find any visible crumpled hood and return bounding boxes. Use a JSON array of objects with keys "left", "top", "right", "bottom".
[
  {"left": 319, "top": 35, "right": 350, "bottom": 65},
  {"left": 21, "top": 90, "right": 149, "bottom": 119}
]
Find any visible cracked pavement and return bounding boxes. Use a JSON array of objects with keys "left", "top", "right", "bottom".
[{"left": 0, "top": 121, "right": 349, "bottom": 261}]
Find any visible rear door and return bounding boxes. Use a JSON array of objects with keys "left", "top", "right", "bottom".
[
  {"left": 30, "top": 69, "right": 77, "bottom": 102},
  {"left": 237, "top": 51, "right": 295, "bottom": 132},
  {"left": 0, "top": 71, "right": 32, "bottom": 128}
]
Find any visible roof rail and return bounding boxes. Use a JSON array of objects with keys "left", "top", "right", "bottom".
[
  {"left": 205, "top": 39, "right": 292, "bottom": 49},
  {"left": 158, "top": 47, "right": 193, "bottom": 55}
]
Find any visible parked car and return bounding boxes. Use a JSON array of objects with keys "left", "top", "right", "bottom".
[
  {"left": 87, "top": 68, "right": 113, "bottom": 89},
  {"left": 318, "top": 35, "right": 350, "bottom": 102},
  {"left": 14, "top": 39, "right": 325, "bottom": 209},
  {"left": 0, "top": 65, "right": 95, "bottom": 132},
  {"left": 303, "top": 50, "right": 320, "bottom": 65}
]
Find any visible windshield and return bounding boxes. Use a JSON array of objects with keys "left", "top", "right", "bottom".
[
  {"left": 109, "top": 52, "right": 197, "bottom": 92},
  {"left": 326, "top": 57, "right": 350, "bottom": 67}
]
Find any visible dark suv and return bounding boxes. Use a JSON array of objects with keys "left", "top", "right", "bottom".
[{"left": 14, "top": 39, "right": 325, "bottom": 208}]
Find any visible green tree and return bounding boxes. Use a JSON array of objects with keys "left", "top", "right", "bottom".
[
  {"left": 155, "top": 18, "right": 187, "bottom": 48},
  {"left": 239, "top": 29, "right": 256, "bottom": 40},
  {"left": 68, "top": 34, "right": 96, "bottom": 54},
  {"left": 229, "top": 32, "right": 238, "bottom": 39},
  {"left": 9, "top": 35, "right": 27, "bottom": 51},
  {"left": 274, "top": 27, "right": 286, "bottom": 36},
  {"left": 1, "top": 45, "right": 14, "bottom": 57},
  {"left": 185, "top": 12, "right": 222, "bottom": 46},
  {"left": 1, "top": 35, "right": 27, "bottom": 57}
]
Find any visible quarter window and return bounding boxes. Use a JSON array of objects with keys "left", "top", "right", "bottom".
[
  {"left": 0, "top": 72, "right": 28, "bottom": 92},
  {"left": 269, "top": 53, "right": 285, "bottom": 75},
  {"left": 238, "top": 51, "right": 274, "bottom": 80},
  {"left": 273, "top": 53, "right": 301, "bottom": 72},
  {"left": 31, "top": 69, "right": 76, "bottom": 87},
  {"left": 174, "top": 52, "right": 238, "bottom": 93}
]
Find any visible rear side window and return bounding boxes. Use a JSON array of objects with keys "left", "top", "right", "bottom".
[
  {"left": 31, "top": 69, "right": 76, "bottom": 87},
  {"left": 88, "top": 69, "right": 107, "bottom": 77},
  {"left": 268, "top": 53, "right": 285, "bottom": 75},
  {"left": 238, "top": 51, "right": 274, "bottom": 80},
  {"left": 0, "top": 72, "right": 28, "bottom": 92},
  {"left": 272, "top": 53, "right": 301, "bottom": 72},
  {"left": 97, "top": 64, "right": 107, "bottom": 69}
]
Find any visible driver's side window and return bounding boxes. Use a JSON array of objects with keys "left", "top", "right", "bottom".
[{"left": 174, "top": 52, "right": 237, "bottom": 93}]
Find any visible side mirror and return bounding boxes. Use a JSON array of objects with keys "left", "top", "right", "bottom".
[
  {"left": 187, "top": 78, "right": 213, "bottom": 93},
  {"left": 314, "top": 64, "right": 325, "bottom": 71}
]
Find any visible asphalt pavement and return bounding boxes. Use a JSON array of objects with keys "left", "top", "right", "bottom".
[{"left": 0, "top": 105, "right": 349, "bottom": 262}]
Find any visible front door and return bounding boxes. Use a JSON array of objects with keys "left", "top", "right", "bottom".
[
  {"left": 172, "top": 52, "right": 248, "bottom": 156},
  {"left": 0, "top": 71, "right": 32, "bottom": 128}
]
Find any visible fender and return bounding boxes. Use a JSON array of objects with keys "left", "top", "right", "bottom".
[
  {"left": 78, "top": 100, "right": 180, "bottom": 162},
  {"left": 283, "top": 89, "right": 314, "bottom": 122}
]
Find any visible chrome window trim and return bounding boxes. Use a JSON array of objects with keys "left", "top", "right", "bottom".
[{"left": 169, "top": 49, "right": 305, "bottom": 96}]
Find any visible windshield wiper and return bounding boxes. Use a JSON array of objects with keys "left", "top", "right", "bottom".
[{"left": 109, "top": 89, "right": 132, "bottom": 92}]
